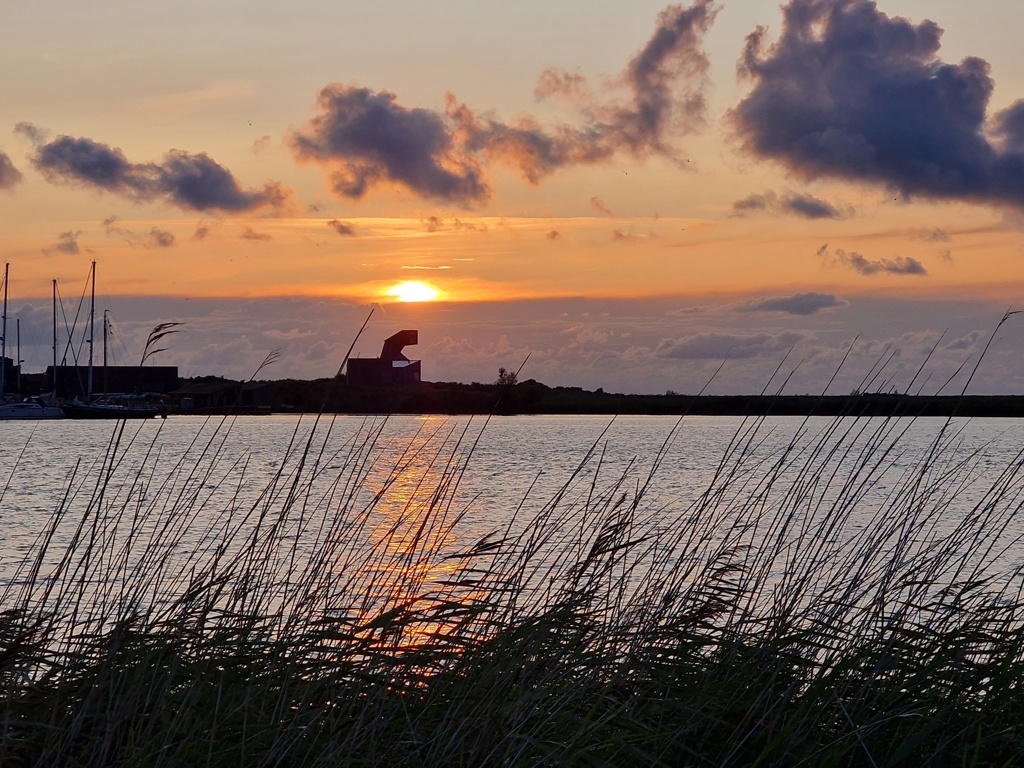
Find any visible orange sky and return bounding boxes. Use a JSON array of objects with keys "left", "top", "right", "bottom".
[{"left": 2, "top": 0, "right": 1024, "bottom": 393}]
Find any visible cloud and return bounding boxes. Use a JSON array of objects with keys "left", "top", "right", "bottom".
[
  {"left": 782, "top": 193, "right": 843, "bottom": 219},
  {"left": 44, "top": 230, "right": 83, "bottom": 255},
  {"left": 590, "top": 196, "right": 614, "bottom": 216},
  {"left": 733, "top": 192, "right": 773, "bottom": 212},
  {"left": 264, "top": 328, "right": 316, "bottom": 341},
  {"left": 422, "top": 216, "right": 485, "bottom": 232},
  {"left": 289, "top": 1, "right": 718, "bottom": 203},
  {"left": 252, "top": 135, "right": 272, "bottom": 156},
  {"left": 546, "top": 230, "right": 561, "bottom": 240},
  {"left": 290, "top": 86, "right": 489, "bottom": 204},
  {"left": 327, "top": 219, "right": 355, "bottom": 236},
  {"left": 910, "top": 227, "right": 951, "bottom": 243},
  {"left": 14, "top": 121, "right": 48, "bottom": 146},
  {"left": 819, "top": 244, "right": 927, "bottom": 276},
  {"left": 0, "top": 150, "right": 22, "bottom": 189},
  {"left": 303, "top": 340, "right": 336, "bottom": 363},
  {"left": 525, "top": 1, "right": 719, "bottom": 159},
  {"left": 732, "top": 0, "right": 1024, "bottom": 210},
  {"left": 241, "top": 227, "right": 271, "bottom": 241},
  {"left": 738, "top": 292, "right": 846, "bottom": 315},
  {"left": 24, "top": 127, "right": 288, "bottom": 213},
  {"left": 148, "top": 228, "right": 175, "bottom": 247},
  {"left": 656, "top": 330, "right": 804, "bottom": 360},
  {"left": 945, "top": 330, "right": 981, "bottom": 351},
  {"left": 733, "top": 190, "right": 844, "bottom": 219},
  {"left": 993, "top": 100, "right": 1024, "bottom": 155},
  {"left": 102, "top": 216, "right": 175, "bottom": 248}
]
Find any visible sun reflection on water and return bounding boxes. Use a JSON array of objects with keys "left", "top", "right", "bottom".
[{"left": 335, "top": 417, "right": 490, "bottom": 656}]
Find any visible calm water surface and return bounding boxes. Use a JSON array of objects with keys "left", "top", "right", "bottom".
[{"left": 3, "top": 414, "right": 1024, "bottom": 613}]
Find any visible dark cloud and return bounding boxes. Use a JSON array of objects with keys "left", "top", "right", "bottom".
[
  {"left": 192, "top": 224, "right": 211, "bottom": 241},
  {"left": 782, "top": 193, "right": 842, "bottom": 219},
  {"left": 44, "top": 230, "right": 83, "bottom": 255},
  {"left": 159, "top": 150, "right": 289, "bottom": 212},
  {"left": 732, "top": 0, "right": 1024, "bottom": 210},
  {"left": 590, "top": 196, "right": 614, "bottom": 216},
  {"left": 422, "top": 216, "right": 485, "bottom": 232},
  {"left": 819, "top": 244, "right": 927, "bottom": 276},
  {"left": 290, "top": 86, "right": 489, "bottom": 204},
  {"left": 739, "top": 292, "right": 846, "bottom": 315},
  {"left": 733, "top": 192, "right": 773, "bottom": 212},
  {"left": 241, "top": 227, "right": 271, "bottom": 241},
  {"left": 0, "top": 150, "right": 22, "bottom": 189},
  {"left": 733, "top": 189, "right": 844, "bottom": 218},
  {"left": 546, "top": 230, "right": 561, "bottom": 240},
  {"left": 993, "top": 101, "right": 1024, "bottom": 155},
  {"left": 25, "top": 127, "right": 288, "bottom": 213},
  {"left": 13, "top": 122, "right": 46, "bottom": 144},
  {"left": 102, "top": 215, "right": 175, "bottom": 248},
  {"left": 528, "top": 1, "right": 718, "bottom": 157},
  {"left": 656, "top": 330, "right": 803, "bottom": 360},
  {"left": 148, "top": 228, "right": 175, "bottom": 247},
  {"left": 327, "top": 219, "right": 355, "bottom": 236},
  {"left": 910, "top": 227, "right": 951, "bottom": 243},
  {"left": 289, "top": 1, "right": 717, "bottom": 203}
]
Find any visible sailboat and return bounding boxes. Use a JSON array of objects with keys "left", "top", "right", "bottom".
[
  {"left": 60, "top": 262, "right": 166, "bottom": 420},
  {"left": 0, "top": 263, "right": 64, "bottom": 420}
]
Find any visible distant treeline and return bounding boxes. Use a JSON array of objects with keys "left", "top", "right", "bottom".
[{"left": 266, "top": 377, "right": 1024, "bottom": 418}]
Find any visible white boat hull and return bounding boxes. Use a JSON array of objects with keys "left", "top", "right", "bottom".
[{"left": 0, "top": 402, "right": 65, "bottom": 420}]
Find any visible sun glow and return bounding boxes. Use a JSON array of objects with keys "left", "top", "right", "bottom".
[{"left": 384, "top": 281, "right": 441, "bottom": 302}]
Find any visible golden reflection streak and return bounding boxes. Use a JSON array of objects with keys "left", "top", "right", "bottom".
[{"left": 336, "top": 417, "right": 490, "bottom": 656}]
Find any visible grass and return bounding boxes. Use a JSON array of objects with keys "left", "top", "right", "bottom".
[{"left": 3, "top": 407, "right": 1024, "bottom": 767}]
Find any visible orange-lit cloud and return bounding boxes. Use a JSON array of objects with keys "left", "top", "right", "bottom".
[{"left": 288, "top": 1, "right": 718, "bottom": 203}]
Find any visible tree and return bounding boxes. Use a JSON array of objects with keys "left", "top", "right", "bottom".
[{"left": 495, "top": 367, "right": 518, "bottom": 387}]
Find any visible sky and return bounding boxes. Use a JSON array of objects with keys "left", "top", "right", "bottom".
[{"left": 2, "top": 0, "right": 1024, "bottom": 395}]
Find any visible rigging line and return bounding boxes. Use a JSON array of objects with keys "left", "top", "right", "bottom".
[{"left": 57, "top": 284, "right": 83, "bottom": 366}]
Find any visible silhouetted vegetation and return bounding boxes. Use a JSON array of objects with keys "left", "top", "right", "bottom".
[
  {"left": 3, "top": 406, "right": 1024, "bottom": 765},
  {"left": 262, "top": 376, "right": 1024, "bottom": 417}
]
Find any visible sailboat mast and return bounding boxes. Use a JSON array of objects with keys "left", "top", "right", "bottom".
[
  {"left": 87, "top": 261, "right": 95, "bottom": 401},
  {"left": 103, "top": 310, "right": 109, "bottom": 397},
  {"left": 1, "top": 262, "right": 8, "bottom": 400},
  {"left": 52, "top": 279, "right": 57, "bottom": 393}
]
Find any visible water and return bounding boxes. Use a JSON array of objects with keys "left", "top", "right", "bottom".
[{"left": 2, "top": 414, "right": 1024, "bottom": 624}]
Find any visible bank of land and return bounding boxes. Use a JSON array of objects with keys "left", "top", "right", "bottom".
[{"left": 265, "top": 377, "right": 1024, "bottom": 418}]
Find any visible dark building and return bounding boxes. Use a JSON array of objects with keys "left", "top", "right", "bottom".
[
  {"left": 169, "top": 379, "right": 273, "bottom": 414},
  {"left": 44, "top": 365, "right": 180, "bottom": 398},
  {"left": 0, "top": 357, "right": 18, "bottom": 392},
  {"left": 346, "top": 330, "right": 422, "bottom": 388}
]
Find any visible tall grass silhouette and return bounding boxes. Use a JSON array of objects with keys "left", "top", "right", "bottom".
[{"left": 4, "top": 371, "right": 1024, "bottom": 764}]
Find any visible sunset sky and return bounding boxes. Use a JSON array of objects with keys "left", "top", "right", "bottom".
[{"left": 3, "top": 0, "right": 1024, "bottom": 395}]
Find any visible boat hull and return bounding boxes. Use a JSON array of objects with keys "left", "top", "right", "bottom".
[
  {"left": 0, "top": 402, "right": 65, "bottom": 420},
  {"left": 61, "top": 403, "right": 167, "bottom": 419}
]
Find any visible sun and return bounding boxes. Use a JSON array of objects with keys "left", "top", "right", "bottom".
[{"left": 384, "top": 281, "right": 441, "bottom": 302}]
